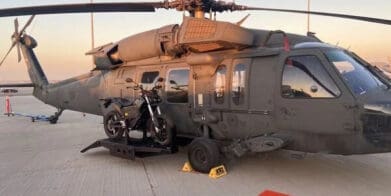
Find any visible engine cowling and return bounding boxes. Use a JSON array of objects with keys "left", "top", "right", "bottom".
[
  {"left": 87, "top": 17, "right": 255, "bottom": 68},
  {"left": 116, "top": 18, "right": 255, "bottom": 62},
  {"left": 86, "top": 43, "right": 122, "bottom": 70}
]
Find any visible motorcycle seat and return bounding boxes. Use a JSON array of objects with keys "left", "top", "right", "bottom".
[{"left": 118, "top": 98, "right": 134, "bottom": 107}]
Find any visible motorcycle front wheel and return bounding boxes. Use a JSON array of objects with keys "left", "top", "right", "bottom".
[{"left": 147, "top": 116, "right": 173, "bottom": 146}]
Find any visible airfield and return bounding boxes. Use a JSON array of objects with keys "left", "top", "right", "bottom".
[{"left": 1, "top": 93, "right": 391, "bottom": 196}]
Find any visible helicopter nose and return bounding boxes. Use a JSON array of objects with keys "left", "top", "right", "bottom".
[{"left": 362, "top": 104, "right": 391, "bottom": 148}]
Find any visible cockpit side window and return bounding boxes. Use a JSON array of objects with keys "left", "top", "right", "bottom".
[{"left": 282, "top": 55, "right": 341, "bottom": 98}]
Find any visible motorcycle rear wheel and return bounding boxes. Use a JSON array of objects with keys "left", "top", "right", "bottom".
[{"left": 103, "top": 111, "right": 125, "bottom": 139}]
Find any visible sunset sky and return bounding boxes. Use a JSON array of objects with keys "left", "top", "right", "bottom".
[{"left": 0, "top": 0, "right": 390, "bottom": 81}]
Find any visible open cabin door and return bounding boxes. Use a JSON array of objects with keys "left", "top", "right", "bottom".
[
  {"left": 189, "top": 63, "right": 218, "bottom": 136},
  {"left": 162, "top": 63, "right": 194, "bottom": 135}
]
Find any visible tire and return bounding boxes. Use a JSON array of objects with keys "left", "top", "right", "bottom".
[
  {"left": 188, "top": 138, "right": 221, "bottom": 173},
  {"left": 148, "top": 116, "right": 173, "bottom": 146},
  {"left": 49, "top": 117, "right": 58, "bottom": 124},
  {"left": 103, "top": 111, "right": 125, "bottom": 139}
]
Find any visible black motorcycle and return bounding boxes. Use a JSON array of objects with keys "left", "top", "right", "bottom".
[{"left": 101, "top": 77, "right": 172, "bottom": 146}]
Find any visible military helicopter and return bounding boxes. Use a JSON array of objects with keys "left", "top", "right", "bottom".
[{"left": 1, "top": 0, "right": 391, "bottom": 173}]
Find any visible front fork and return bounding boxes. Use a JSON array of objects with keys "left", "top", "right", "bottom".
[
  {"left": 144, "top": 95, "right": 161, "bottom": 133},
  {"left": 112, "top": 104, "right": 127, "bottom": 129}
]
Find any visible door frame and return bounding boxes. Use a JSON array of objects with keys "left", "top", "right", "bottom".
[{"left": 274, "top": 48, "right": 357, "bottom": 134}]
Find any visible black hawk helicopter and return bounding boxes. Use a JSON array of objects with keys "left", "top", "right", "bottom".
[{"left": 1, "top": 0, "right": 391, "bottom": 173}]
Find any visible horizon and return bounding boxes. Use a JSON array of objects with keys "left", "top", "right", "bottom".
[{"left": 0, "top": 0, "right": 390, "bottom": 82}]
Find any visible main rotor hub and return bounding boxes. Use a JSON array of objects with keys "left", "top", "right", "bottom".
[{"left": 161, "top": 0, "right": 247, "bottom": 18}]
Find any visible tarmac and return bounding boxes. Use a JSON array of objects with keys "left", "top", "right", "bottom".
[{"left": 1, "top": 94, "right": 391, "bottom": 196}]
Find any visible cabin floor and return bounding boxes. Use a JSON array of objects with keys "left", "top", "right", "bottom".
[{"left": 1, "top": 94, "right": 391, "bottom": 196}]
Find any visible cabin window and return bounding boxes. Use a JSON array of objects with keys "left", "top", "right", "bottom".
[
  {"left": 140, "top": 71, "right": 159, "bottom": 90},
  {"left": 282, "top": 55, "right": 341, "bottom": 98},
  {"left": 166, "top": 69, "right": 189, "bottom": 103},
  {"left": 232, "top": 64, "right": 247, "bottom": 105},
  {"left": 214, "top": 65, "right": 227, "bottom": 104}
]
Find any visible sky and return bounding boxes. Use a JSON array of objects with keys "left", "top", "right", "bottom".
[{"left": 0, "top": 0, "right": 390, "bottom": 81}]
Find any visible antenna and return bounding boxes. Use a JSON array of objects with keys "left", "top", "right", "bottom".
[
  {"left": 90, "top": 0, "right": 95, "bottom": 65},
  {"left": 307, "top": 0, "right": 311, "bottom": 33},
  {"left": 237, "top": 14, "right": 250, "bottom": 26}
]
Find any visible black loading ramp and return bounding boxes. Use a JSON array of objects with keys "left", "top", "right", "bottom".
[{"left": 80, "top": 138, "right": 177, "bottom": 160}]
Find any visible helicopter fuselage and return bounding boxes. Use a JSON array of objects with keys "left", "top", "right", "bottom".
[{"left": 19, "top": 18, "right": 391, "bottom": 156}]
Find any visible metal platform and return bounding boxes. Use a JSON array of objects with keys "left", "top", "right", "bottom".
[{"left": 80, "top": 138, "right": 177, "bottom": 160}]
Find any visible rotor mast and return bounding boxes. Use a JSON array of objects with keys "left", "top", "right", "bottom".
[
  {"left": 160, "top": 0, "right": 245, "bottom": 19},
  {"left": 193, "top": 7, "right": 205, "bottom": 18}
]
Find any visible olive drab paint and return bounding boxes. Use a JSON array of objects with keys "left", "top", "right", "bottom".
[{"left": 1, "top": 1, "right": 391, "bottom": 157}]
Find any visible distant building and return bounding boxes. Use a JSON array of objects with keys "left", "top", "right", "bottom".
[{"left": 0, "top": 88, "right": 18, "bottom": 94}]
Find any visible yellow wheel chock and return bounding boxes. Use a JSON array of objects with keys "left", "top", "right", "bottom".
[
  {"left": 208, "top": 165, "right": 227, "bottom": 179},
  {"left": 181, "top": 162, "right": 193, "bottom": 172},
  {"left": 181, "top": 162, "right": 227, "bottom": 179}
]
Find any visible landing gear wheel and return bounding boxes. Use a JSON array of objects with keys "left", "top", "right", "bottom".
[
  {"left": 48, "top": 108, "right": 64, "bottom": 124},
  {"left": 49, "top": 117, "right": 58, "bottom": 124},
  {"left": 103, "top": 111, "right": 125, "bottom": 139},
  {"left": 148, "top": 116, "right": 173, "bottom": 146},
  {"left": 188, "top": 138, "right": 221, "bottom": 173}
]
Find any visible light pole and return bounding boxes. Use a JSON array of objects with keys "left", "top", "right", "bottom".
[
  {"left": 85, "top": 0, "right": 95, "bottom": 117},
  {"left": 90, "top": 0, "right": 95, "bottom": 50}
]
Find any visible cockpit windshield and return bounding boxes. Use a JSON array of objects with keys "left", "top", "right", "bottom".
[{"left": 325, "top": 50, "right": 387, "bottom": 95}]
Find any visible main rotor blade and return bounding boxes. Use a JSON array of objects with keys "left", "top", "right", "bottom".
[
  {"left": 16, "top": 43, "right": 21, "bottom": 63},
  {"left": 19, "top": 15, "right": 35, "bottom": 35},
  {"left": 245, "top": 7, "right": 391, "bottom": 25},
  {"left": 0, "top": 2, "right": 161, "bottom": 17},
  {"left": 0, "top": 41, "right": 17, "bottom": 67},
  {"left": 14, "top": 18, "right": 19, "bottom": 33}
]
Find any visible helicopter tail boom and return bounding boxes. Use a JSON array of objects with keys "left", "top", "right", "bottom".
[
  {"left": 20, "top": 36, "right": 49, "bottom": 88},
  {"left": 19, "top": 35, "right": 49, "bottom": 102}
]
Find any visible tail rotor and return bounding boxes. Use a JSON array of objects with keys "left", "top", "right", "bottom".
[
  {"left": 13, "top": 18, "right": 22, "bottom": 62},
  {"left": 0, "top": 15, "right": 35, "bottom": 67}
]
